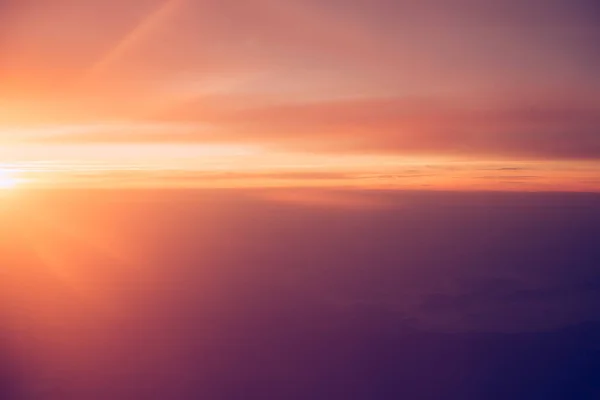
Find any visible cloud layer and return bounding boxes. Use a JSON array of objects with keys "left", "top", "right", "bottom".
[{"left": 0, "top": 0, "right": 598, "bottom": 183}]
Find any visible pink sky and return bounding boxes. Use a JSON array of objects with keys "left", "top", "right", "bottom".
[{"left": 0, "top": 0, "right": 598, "bottom": 190}]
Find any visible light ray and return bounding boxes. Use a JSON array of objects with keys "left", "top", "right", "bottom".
[
  {"left": 82, "top": 0, "right": 184, "bottom": 83},
  {"left": 5, "top": 201, "right": 135, "bottom": 317},
  {"left": 6, "top": 217, "right": 107, "bottom": 320}
]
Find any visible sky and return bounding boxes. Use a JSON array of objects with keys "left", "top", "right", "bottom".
[
  {"left": 0, "top": 0, "right": 598, "bottom": 190},
  {"left": 0, "top": 3, "right": 599, "bottom": 394}
]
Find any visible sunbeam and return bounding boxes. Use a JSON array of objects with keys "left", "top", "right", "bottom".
[
  {"left": 6, "top": 207, "right": 124, "bottom": 318},
  {"left": 82, "top": 0, "right": 185, "bottom": 84}
]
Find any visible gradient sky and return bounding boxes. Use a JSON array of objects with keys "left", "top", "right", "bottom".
[{"left": 0, "top": 0, "right": 598, "bottom": 190}]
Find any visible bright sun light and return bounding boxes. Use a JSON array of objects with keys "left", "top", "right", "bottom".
[{"left": 0, "top": 170, "right": 21, "bottom": 189}]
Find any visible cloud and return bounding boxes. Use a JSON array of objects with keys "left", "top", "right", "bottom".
[
  {"left": 420, "top": 276, "right": 600, "bottom": 317},
  {"left": 255, "top": 189, "right": 399, "bottom": 210},
  {"left": 476, "top": 176, "right": 540, "bottom": 180},
  {"left": 2, "top": 0, "right": 600, "bottom": 166},
  {"left": 21, "top": 168, "right": 431, "bottom": 188},
  {"left": 34, "top": 93, "right": 600, "bottom": 160}
]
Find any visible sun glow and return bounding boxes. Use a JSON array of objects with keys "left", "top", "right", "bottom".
[{"left": 0, "top": 169, "right": 22, "bottom": 189}]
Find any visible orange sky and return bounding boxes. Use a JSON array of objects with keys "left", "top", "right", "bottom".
[{"left": 0, "top": 0, "right": 598, "bottom": 191}]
